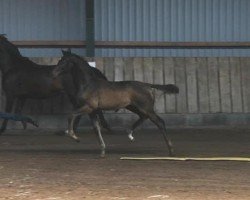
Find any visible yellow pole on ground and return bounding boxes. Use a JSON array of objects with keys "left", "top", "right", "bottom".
[{"left": 120, "top": 157, "right": 250, "bottom": 162}]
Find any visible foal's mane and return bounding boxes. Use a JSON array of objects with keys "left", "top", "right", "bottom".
[
  {"left": 63, "top": 52, "right": 107, "bottom": 80},
  {"left": 69, "top": 56, "right": 94, "bottom": 76},
  {"left": 66, "top": 52, "right": 90, "bottom": 68}
]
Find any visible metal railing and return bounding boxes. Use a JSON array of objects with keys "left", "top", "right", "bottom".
[{"left": 12, "top": 41, "right": 250, "bottom": 49}]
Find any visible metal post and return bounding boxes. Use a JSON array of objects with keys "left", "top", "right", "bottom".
[{"left": 86, "top": 0, "right": 95, "bottom": 57}]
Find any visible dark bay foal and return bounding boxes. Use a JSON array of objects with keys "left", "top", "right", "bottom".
[{"left": 53, "top": 56, "right": 179, "bottom": 157}]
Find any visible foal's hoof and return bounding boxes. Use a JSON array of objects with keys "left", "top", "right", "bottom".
[
  {"left": 72, "top": 136, "right": 80, "bottom": 143},
  {"left": 76, "top": 138, "right": 80, "bottom": 143},
  {"left": 66, "top": 132, "right": 80, "bottom": 143},
  {"left": 128, "top": 134, "right": 135, "bottom": 142},
  {"left": 100, "top": 151, "right": 105, "bottom": 158},
  {"left": 127, "top": 130, "right": 135, "bottom": 142}
]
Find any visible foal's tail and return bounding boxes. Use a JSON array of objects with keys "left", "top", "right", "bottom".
[{"left": 150, "top": 84, "right": 179, "bottom": 94}]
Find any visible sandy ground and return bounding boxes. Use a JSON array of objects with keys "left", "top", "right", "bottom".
[{"left": 0, "top": 127, "right": 249, "bottom": 200}]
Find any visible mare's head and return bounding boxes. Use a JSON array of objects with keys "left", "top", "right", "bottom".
[
  {"left": 0, "top": 34, "right": 21, "bottom": 58},
  {"left": 0, "top": 35, "right": 11, "bottom": 70},
  {"left": 0, "top": 35, "right": 22, "bottom": 71}
]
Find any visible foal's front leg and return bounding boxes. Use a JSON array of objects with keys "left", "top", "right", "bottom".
[
  {"left": 67, "top": 113, "right": 81, "bottom": 142},
  {"left": 89, "top": 113, "right": 106, "bottom": 157},
  {"left": 67, "top": 104, "right": 94, "bottom": 142}
]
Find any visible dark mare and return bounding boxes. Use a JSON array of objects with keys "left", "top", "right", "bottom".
[
  {"left": 0, "top": 35, "right": 111, "bottom": 133},
  {"left": 53, "top": 55, "right": 179, "bottom": 157}
]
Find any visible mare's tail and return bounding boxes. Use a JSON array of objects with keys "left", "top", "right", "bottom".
[
  {"left": 150, "top": 84, "right": 179, "bottom": 94},
  {"left": 0, "top": 112, "right": 39, "bottom": 127}
]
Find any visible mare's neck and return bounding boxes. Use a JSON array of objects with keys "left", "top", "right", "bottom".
[
  {"left": 0, "top": 55, "right": 40, "bottom": 74},
  {"left": 13, "top": 55, "right": 36, "bottom": 66},
  {"left": 0, "top": 56, "right": 17, "bottom": 74}
]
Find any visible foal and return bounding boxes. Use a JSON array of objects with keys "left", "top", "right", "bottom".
[{"left": 53, "top": 56, "right": 179, "bottom": 157}]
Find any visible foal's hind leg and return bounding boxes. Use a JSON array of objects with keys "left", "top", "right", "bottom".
[
  {"left": 126, "top": 106, "right": 147, "bottom": 141},
  {"left": 148, "top": 112, "right": 174, "bottom": 156},
  {"left": 127, "top": 118, "right": 146, "bottom": 141}
]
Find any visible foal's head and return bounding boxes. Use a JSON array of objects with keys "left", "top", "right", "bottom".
[
  {"left": 53, "top": 55, "right": 90, "bottom": 77},
  {"left": 53, "top": 56, "right": 73, "bottom": 77}
]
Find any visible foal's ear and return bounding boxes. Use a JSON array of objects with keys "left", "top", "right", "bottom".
[
  {"left": 61, "top": 49, "right": 68, "bottom": 56},
  {"left": 61, "top": 48, "right": 71, "bottom": 56}
]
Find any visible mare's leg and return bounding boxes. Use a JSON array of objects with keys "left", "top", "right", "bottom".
[
  {"left": 14, "top": 98, "right": 27, "bottom": 130},
  {"left": 0, "top": 97, "right": 14, "bottom": 134},
  {"left": 89, "top": 113, "right": 106, "bottom": 157},
  {"left": 148, "top": 111, "right": 174, "bottom": 156}
]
